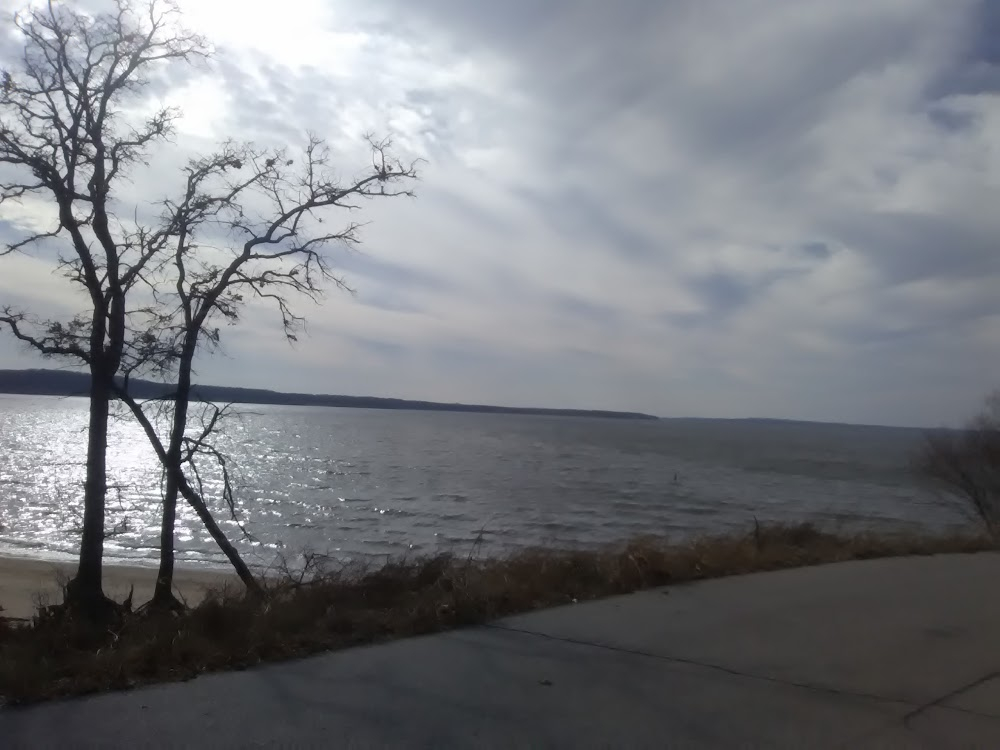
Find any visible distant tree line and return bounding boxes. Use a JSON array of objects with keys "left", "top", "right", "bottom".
[{"left": 0, "top": 369, "right": 659, "bottom": 420}]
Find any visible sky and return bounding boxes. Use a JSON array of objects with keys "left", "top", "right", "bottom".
[{"left": 0, "top": 0, "right": 998, "bottom": 427}]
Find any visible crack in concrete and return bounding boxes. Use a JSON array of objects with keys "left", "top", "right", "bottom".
[
  {"left": 901, "top": 671, "right": 1000, "bottom": 725},
  {"left": 487, "top": 623, "right": 1000, "bottom": 721},
  {"left": 486, "top": 623, "right": 1000, "bottom": 749},
  {"left": 832, "top": 674, "right": 1000, "bottom": 749},
  {"left": 484, "top": 622, "right": 914, "bottom": 707}
]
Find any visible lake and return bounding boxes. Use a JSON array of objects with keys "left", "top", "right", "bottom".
[{"left": 0, "top": 394, "right": 970, "bottom": 570}]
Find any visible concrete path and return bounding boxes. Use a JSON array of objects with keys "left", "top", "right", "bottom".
[{"left": 2, "top": 553, "right": 1000, "bottom": 749}]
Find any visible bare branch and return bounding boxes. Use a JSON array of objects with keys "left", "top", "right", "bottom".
[
  {"left": 0, "top": 1, "right": 418, "bottom": 609},
  {"left": 0, "top": 307, "right": 90, "bottom": 361}
]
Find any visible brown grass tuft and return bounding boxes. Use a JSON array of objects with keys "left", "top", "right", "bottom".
[{"left": 0, "top": 523, "right": 992, "bottom": 705}]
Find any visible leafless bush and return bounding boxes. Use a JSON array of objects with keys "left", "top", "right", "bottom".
[{"left": 915, "top": 391, "right": 1000, "bottom": 536}]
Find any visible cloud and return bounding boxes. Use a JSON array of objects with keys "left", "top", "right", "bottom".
[{"left": 0, "top": 0, "right": 998, "bottom": 426}]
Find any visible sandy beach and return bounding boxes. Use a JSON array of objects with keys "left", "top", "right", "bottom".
[{"left": 0, "top": 556, "right": 241, "bottom": 620}]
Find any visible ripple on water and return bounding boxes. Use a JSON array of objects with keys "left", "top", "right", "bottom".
[{"left": 0, "top": 396, "right": 976, "bottom": 565}]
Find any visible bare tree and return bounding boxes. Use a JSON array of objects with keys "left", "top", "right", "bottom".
[
  {"left": 0, "top": 0, "right": 207, "bottom": 615},
  {"left": 117, "top": 137, "right": 417, "bottom": 609},
  {"left": 0, "top": 1, "right": 419, "bottom": 615},
  {"left": 112, "top": 391, "right": 265, "bottom": 600},
  {"left": 915, "top": 391, "right": 1000, "bottom": 537}
]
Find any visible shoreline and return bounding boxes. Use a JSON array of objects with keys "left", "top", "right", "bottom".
[
  {"left": 0, "top": 555, "right": 240, "bottom": 620},
  {"left": 0, "top": 523, "right": 994, "bottom": 704},
  {"left": 3, "top": 552, "right": 996, "bottom": 746}
]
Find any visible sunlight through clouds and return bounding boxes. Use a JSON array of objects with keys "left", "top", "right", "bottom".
[{"left": 177, "top": 0, "right": 357, "bottom": 68}]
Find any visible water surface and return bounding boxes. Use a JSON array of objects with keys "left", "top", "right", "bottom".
[{"left": 0, "top": 395, "right": 968, "bottom": 569}]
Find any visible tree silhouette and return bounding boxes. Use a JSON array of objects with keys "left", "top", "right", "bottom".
[
  {"left": 0, "top": 0, "right": 419, "bottom": 616},
  {"left": 0, "top": 0, "right": 207, "bottom": 616}
]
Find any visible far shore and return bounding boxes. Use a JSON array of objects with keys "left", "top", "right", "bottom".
[{"left": 0, "top": 556, "right": 240, "bottom": 620}]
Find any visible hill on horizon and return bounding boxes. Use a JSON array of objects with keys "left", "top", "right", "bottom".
[{"left": 0, "top": 369, "right": 659, "bottom": 421}]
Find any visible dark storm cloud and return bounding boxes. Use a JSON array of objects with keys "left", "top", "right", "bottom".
[
  {"left": 213, "top": 57, "right": 304, "bottom": 141},
  {"left": 549, "top": 292, "right": 622, "bottom": 327},
  {"left": 925, "top": 0, "right": 1000, "bottom": 98},
  {"left": 688, "top": 272, "right": 756, "bottom": 315},
  {"left": 343, "top": 334, "right": 408, "bottom": 359},
  {"left": 800, "top": 242, "right": 832, "bottom": 260},
  {"left": 507, "top": 186, "right": 660, "bottom": 263},
  {"left": 826, "top": 212, "right": 1000, "bottom": 285},
  {"left": 335, "top": 252, "right": 455, "bottom": 295},
  {"left": 427, "top": 187, "right": 523, "bottom": 238},
  {"left": 373, "top": 0, "right": 935, "bottom": 147}
]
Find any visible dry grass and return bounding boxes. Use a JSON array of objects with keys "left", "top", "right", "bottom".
[{"left": 0, "top": 522, "right": 993, "bottom": 705}]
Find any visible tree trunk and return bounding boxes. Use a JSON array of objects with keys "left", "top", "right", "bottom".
[
  {"left": 114, "top": 385, "right": 263, "bottom": 599},
  {"left": 151, "top": 351, "right": 192, "bottom": 608},
  {"left": 150, "top": 466, "right": 181, "bottom": 607},
  {"left": 176, "top": 477, "right": 262, "bottom": 598},
  {"left": 65, "top": 364, "right": 111, "bottom": 614}
]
